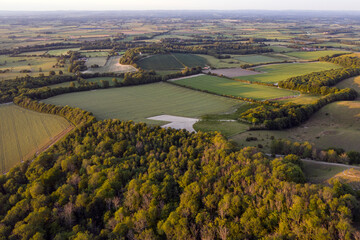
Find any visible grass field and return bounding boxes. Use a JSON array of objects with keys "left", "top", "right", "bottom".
[
  {"left": 137, "top": 53, "right": 207, "bottom": 70},
  {"left": 48, "top": 77, "right": 123, "bottom": 88},
  {"left": 302, "top": 161, "right": 348, "bottom": 183},
  {"left": 238, "top": 62, "right": 340, "bottom": 83},
  {"left": 231, "top": 99, "right": 360, "bottom": 152},
  {"left": 47, "top": 48, "right": 80, "bottom": 55},
  {"left": 79, "top": 51, "right": 110, "bottom": 57},
  {"left": 0, "top": 104, "right": 73, "bottom": 173},
  {"left": 173, "top": 75, "right": 299, "bottom": 100},
  {"left": 268, "top": 46, "right": 295, "bottom": 53},
  {"left": 194, "top": 120, "right": 249, "bottom": 137},
  {"left": 43, "top": 82, "right": 243, "bottom": 124},
  {"left": 336, "top": 75, "right": 360, "bottom": 93},
  {"left": 284, "top": 50, "right": 349, "bottom": 60},
  {"left": 233, "top": 54, "right": 281, "bottom": 64}
]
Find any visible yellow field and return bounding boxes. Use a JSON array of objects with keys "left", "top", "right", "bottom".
[{"left": 0, "top": 104, "right": 73, "bottom": 173}]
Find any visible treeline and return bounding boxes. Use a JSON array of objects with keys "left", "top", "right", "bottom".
[
  {"left": 319, "top": 55, "right": 360, "bottom": 68},
  {"left": 0, "top": 42, "right": 82, "bottom": 55},
  {"left": 14, "top": 96, "right": 95, "bottom": 126},
  {"left": 278, "top": 67, "right": 360, "bottom": 95},
  {"left": 240, "top": 88, "right": 357, "bottom": 130},
  {"left": 0, "top": 119, "right": 358, "bottom": 239},
  {"left": 271, "top": 139, "right": 360, "bottom": 165}
]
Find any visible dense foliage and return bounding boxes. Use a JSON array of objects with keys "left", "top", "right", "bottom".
[
  {"left": 271, "top": 139, "right": 360, "bottom": 165},
  {"left": 0, "top": 119, "right": 358, "bottom": 239}
]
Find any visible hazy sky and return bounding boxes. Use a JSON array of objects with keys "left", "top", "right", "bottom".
[{"left": 1, "top": 0, "right": 360, "bottom": 11}]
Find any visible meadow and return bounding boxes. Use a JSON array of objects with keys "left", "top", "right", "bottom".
[
  {"left": 196, "top": 54, "right": 242, "bottom": 69},
  {"left": 238, "top": 62, "right": 340, "bottom": 83},
  {"left": 43, "top": 82, "right": 243, "bottom": 124},
  {"left": 137, "top": 53, "right": 207, "bottom": 70},
  {"left": 173, "top": 75, "right": 299, "bottom": 100},
  {"left": 0, "top": 104, "right": 73, "bottom": 173},
  {"left": 284, "top": 50, "right": 349, "bottom": 60}
]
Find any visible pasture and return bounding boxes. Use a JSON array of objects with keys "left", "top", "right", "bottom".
[
  {"left": 173, "top": 75, "right": 299, "bottom": 100},
  {"left": 47, "top": 48, "right": 80, "bottom": 55},
  {"left": 0, "top": 104, "right": 73, "bottom": 173},
  {"left": 43, "top": 82, "right": 243, "bottom": 124},
  {"left": 238, "top": 62, "right": 340, "bottom": 83},
  {"left": 85, "top": 57, "right": 108, "bottom": 67},
  {"left": 284, "top": 50, "right": 349, "bottom": 60},
  {"left": 233, "top": 54, "right": 282, "bottom": 64},
  {"left": 137, "top": 53, "right": 207, "bottom": 70},
  {"left": 231, "top": 99, "right": 360, "bottom": 152},
  {"left": 194, "top": 120, "right": 249, "bottom": 137},
  {"left": 336, "top": 75, "right": 360, "bottom": 93}
]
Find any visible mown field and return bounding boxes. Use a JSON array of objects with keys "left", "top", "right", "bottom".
[
  {"left": 238, "top": 62, "right": 340, "bottom": 83},
  {"left": 0, "top": 104, "right": 73, "bottom": 173},
  {"left": 231, "top": 99, "right": 360, "bottom": 152},
  {"left": 137, "top": 53, "right": 208, "bottom": 70},
  {"left": 233, "top": 54, "right": 281, "bottom": 64},
  {"left": 173, "top": 75, "right": 299, "bottom": 100},
  {"left": 43, "top": 82, "right": 243, "bottom": 124},
  {"left": 284, "top": 50, "right": 349, "bottom": 60}
]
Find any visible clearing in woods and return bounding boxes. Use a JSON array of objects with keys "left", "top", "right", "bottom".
[
  {"left": 83, "top": 56, "right": 137, "bottom": 74},
  {"left": 0, "top": 104, "right": 73, "bottom": 173}
]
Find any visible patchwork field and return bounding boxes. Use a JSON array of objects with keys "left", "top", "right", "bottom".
[
  {"left": 284, "top": 50, "right": 349, "bottom": 60},
  {"left": 233, "top": 54, "right": 282, "bottom": 64},
  {"left": 238, "top": 62, "right": 340, "bottom": 83},
  {"left": 231, "top": 99, "right": 360, "bottom": 152},
  {"left": 172, "top": 75, "right": 299, "bottom": 100},
  {"left": 0, "top": 104, "right": 73, "bottom": 173},
  {"left": 43, "top": 82, "right": 243, "bottom": 124},
  {"left": 137, "top": 53, "right": 207, "bottom": 70}
]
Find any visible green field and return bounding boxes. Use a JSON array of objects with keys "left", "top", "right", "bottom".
[
  {"left": 336, "top": 75, "right": 360, "bottom": 93},
  {"left": 284, "top": 50, "right": 349, "bottom": 60},
  {"left": 233, "top": 54, "right": 281, "bottom": 64},
  {"left": 238, "top": 62, "right": 340, "bottom": 83},
  {"left": 137, "top": 53, "right": 207, "bottom": 70},
  {"left": 173, "top": 75, "right": 299, "bottom": 100},
  {"left": 79, "top": 51, "right": 110, "bottom": 57},
  {"left": 302, "top": 161, "right": 348, "bottom": 183},
  {"left": 231, "top": 99, "right": 360, "bottom": 152},
  {"left": 48, "top": 77, "right": 123, "bottom": 88},
  {"left": 0, "top": 104, "right": 73, "bottom": 173},
  {"left": 43, "top": 82, "right": 243, "bottom": 123}
]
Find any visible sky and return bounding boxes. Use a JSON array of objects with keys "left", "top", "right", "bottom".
[{"left": 1, "top": 0, "right": 360, "bottom": 11}]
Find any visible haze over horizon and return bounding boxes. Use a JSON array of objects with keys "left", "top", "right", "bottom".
[{"left": 1, "top": 0, "right": 360, "bottom": 11}]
